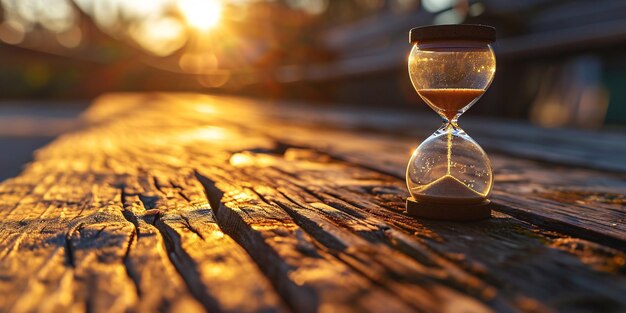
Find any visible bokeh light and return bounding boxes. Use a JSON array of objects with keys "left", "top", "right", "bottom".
[
  {"left": 0, "top": 0, "right": 619, "bottom": 129},
  {"left": 130, "top": 17, "right": 187, "bottom": 56},
  {"left": 178, "top": 0, "right": 223, "bottom": 31}
]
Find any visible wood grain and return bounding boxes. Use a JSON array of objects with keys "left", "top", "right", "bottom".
[{"left": 0, "top": 93, "right": 625, "bottom": 312}]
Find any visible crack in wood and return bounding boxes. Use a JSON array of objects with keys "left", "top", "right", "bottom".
[
  {"left": 121, "top": 178, "right": 219, "bottom": 312},
  {"left": 152, "top": 217, "right": 226, "bottom": 313},
  {"left": 192, "top": 171, "right": 298, "bottom": 312},
  {"left": 194, "top": 170, "right": 224, "bottom": 215},
  {"left": 118, "top": 187, "right": 142, "bottom": 298},
  {"left": 122, "top": 227, "right": 141, "bottom": 297},
  {"left": 180, "top": 214, "right": 205, "bottom": 240},
  {"left": 64, "top": 222, "right": 82, "bottom": 268}
]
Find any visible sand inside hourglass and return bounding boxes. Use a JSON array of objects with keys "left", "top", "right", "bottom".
[
  {"left": 413, "top": 87, "right": 488, "bottom": 204},
  {"left": 417, "top": 88, "right": 485, "bottom": 120},
  {"left": 411, "top": 175, "right": 486, "bottom": 204}
]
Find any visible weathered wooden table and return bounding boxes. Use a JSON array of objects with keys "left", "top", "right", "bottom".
[{"left": 1, "top": 93, "right": 625, "bottom": 313}]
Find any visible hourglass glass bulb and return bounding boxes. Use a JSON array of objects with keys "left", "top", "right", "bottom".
[
  {"left": 408, "top": 28, "right": 496, "bottom": 121},
  {"left": 407, "top": 124, "right": 492, "bottom": 204}
]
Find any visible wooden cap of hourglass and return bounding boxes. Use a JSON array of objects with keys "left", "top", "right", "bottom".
[{"left": 409, "top": 24, "right": 496, "bottom": 44}]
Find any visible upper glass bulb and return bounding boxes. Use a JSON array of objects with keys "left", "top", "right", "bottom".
[
  {"left": 408, "top": 39, "right": 495, "bottom": 121},
  {"left": 406, "top": 25, "right": 496, "bottom": 205}
]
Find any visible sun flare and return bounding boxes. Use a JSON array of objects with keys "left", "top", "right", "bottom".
[{"left": 178, "top": 0, "right": 222, "bottom": 31}]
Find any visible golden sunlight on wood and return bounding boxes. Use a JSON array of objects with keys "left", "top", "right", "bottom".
[
  {"left": 181, "top": 126, "right": 228, "bottom": 142},
  {"left": 178, "top": 0, "right": 223, "bottom": 31},
  {"left": 1, "top": 93, "right": 626, "bottom": 312},
  {"left": 230, "top": 152, "right": 255, "bottom": 167}
]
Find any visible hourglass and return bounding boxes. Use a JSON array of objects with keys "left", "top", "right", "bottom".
[{"left": 405, "top": 24, "right": 496, "bottom": 220}]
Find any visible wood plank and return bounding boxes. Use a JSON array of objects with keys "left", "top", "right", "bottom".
[
  {"left": 93, "top": 94, "right": 626, "bottom": 311},
  {"left": 2, "top": 92, "right": 626, "bottom": 312}
]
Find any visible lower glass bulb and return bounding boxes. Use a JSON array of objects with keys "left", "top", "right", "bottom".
[{"left": 406, "top": 123, "right": 492, "bottom": 204}]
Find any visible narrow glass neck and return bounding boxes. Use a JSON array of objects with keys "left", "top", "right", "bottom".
[
  {"left": 437, "top": 120, "right": 462, "bottom": 133},
  {"left": 441, "top": 115, "right": 460, "bottom": 127}
]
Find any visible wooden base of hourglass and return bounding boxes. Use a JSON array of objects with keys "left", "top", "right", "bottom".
[{"left": 405, "top": 198, "right": 492, "bottom": 221}]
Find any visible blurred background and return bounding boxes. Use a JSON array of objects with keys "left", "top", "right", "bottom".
[{"left": 0, "top": 0, "right": 625, "bottom": 179}]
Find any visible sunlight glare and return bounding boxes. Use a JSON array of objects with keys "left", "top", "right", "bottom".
[{"left": 178, "top": 0, "right": 222, "bottom": 31}]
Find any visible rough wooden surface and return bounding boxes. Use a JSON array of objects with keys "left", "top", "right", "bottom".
[{"left": 1, "top": 93, "right": 625, "bottom": 313}]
